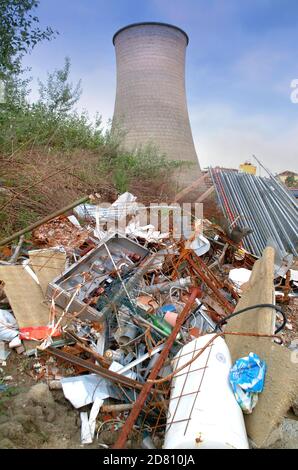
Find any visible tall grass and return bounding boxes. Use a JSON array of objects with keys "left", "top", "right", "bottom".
[{"left": 0, "top": 93, "right": 182, "bottom": 240}]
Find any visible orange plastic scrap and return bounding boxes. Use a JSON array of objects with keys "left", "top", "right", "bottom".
[{"left": 19, "top": 326, "right": 62, "bottom": 341}]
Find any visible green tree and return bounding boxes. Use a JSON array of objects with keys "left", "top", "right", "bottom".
[
  {"left": 0, "top": 0, "right": 56, "bottom": 79},
  {"left": 37, "top": 57, "right": 82, "bottom": 114},
  {"left": 285, "top": 174, "right": 295, "bottom": 187}
]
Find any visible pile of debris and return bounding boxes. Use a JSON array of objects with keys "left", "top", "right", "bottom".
[{"left": 0, "top": 189, "right": 297, "bottom": 449}]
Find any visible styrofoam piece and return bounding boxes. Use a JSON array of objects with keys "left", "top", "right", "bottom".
[
  {"left": 81, "top": 397, "right": 104, "bottom": 445},
  {"left": 229, "top": 268, "right": 251, "bottom": 289}
]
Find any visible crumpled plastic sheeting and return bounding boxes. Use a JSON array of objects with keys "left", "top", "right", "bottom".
[
  {"left": 229, "top": 352, "right": 267, "bottom": 414},
  {"left": 125, "top": 221, "right": 169, "bottom": 243},
  {"left": 0, "top": 309, "right": 19, "bottom": 342},
  {"left": 74, "top": 192, "right": 138, "bottom": 222}
]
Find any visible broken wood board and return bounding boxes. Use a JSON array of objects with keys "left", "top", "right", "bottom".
[
  {"left": 226, "top": 246, "right": 275, "bottom": 342},
  {"left": 0, "top": 265, "right": 50, "bottom": 328},
  {"left": 174, "top": 174, "right": 206, "bottom": 202},
  {"left": 29, "top": 248, "right": 66, "bottom": 296},
  {"left": 195, "top": 185, "right": 215, "bottom": 203},
  {"left": 225, "top": 246, "right": 298, "bottom": 447}
]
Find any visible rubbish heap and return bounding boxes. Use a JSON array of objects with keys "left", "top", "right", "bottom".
[{"left": 0, "top": 190, "right": 297, "bottom": 449}]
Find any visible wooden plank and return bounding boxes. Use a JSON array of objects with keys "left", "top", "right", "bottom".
[
  {"left": 195, "top": 185, "right": 215, "bottom": 203},
  {"left": 226, "top": 246, "right": 275, "bottom": 341},
  {"left": 174, "top": 174, "right": 206, "bottom": 202}
]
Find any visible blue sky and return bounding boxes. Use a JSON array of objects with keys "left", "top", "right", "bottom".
[{"left": 23, "top": 0, "right": 298, "bottom": 173}]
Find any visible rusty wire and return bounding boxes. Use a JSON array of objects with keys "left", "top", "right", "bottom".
[{"left": 147, "top": 330, "right": 282, "bottom": 385}]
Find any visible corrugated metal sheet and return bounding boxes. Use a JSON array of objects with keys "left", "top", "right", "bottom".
[{"left": 210, "top": 167, "right": 298, "bottom": 257}]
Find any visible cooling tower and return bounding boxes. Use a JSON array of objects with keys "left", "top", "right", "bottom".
[{"left": 112, "top": 22, "right": 201, "bottom": 185}]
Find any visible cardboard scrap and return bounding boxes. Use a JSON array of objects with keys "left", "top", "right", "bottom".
[
  {"left": 29, "top": 248, "right": 66, "bottom": 296},
  {"left": 0, "top": 265, "right": 50, "bottom": 328}
]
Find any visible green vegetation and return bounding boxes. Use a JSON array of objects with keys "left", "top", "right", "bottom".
[
  {"left": 0, "top": 0, "right": 56, "bottom": 78},
  {"left": 0, "top": 58, "right": 180, "bottom": 239},
  {"left": 285, "top": 174, "right": 296, "bottom": 188},
  {"left": 101, "top": 142, "right": 182, "bottom": 193},
  {"left": 0, "top": 1, "right": 182, "bottom": 240},
  {"left": 0, "top": 57, "right": 106, "bottom": 153}
]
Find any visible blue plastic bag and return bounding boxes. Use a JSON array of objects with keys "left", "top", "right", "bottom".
[{"left": 229, "top": 352, "right": 266, "bottom": 414}]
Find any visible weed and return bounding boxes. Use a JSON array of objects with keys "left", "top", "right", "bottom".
[{"left": 0, "top": 62, "right": 179, "bottom": 239}]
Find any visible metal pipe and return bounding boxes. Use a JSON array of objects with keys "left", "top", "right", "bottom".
[
  {"left": 101, "top": 400, "right": 168, "bottom": 414},
  {"left": 241, "top": 173, "right": 284, "bottom": 254},
  {"left": 254, "top": 176, "right": 297, "bottom": 254},
  {"left": 0, "top": 195, "right": 91, "bottom": 246},
  {"left": 225, "top": 172, "right": 265, "bottom": 254},
  {"left": 142, "top": 277, "right": 192, "bottom": 294},
  {"left": 212, "top": 168, "right": 298, "bottom": 257},
  {"left": 224, "top": 171, "right": 263, "bottom": 254},
  {"left": 113, "top": 287, "right": 200, "bottom": 449},
  {"left": 47, "top": 345, "right": 166, "bottom": 394},
  {"left": 253, "top": 154, "right": 298, "bottom": 208}
]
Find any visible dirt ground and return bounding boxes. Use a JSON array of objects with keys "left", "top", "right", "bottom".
[
  {"left": 0, "top": 299, "right": 297, "bottom": 449},
  {"left": 0, "top": 354, "right": 146, "bottom": 449},
  {"left": 0, "top": 350, "right": 85, "bottom": 450}
]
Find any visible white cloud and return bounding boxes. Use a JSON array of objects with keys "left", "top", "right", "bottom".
[{"left": 190, "top": 103, "right": 298, "bottom": 173}]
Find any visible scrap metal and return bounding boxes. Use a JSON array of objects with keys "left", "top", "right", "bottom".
[
  {"left": 113, "top": 287, "right": 200, "bottom": 449},
  {"left": 210, "top": 167, "right": 298, "bottom": 257},
  {"left": 186, "top": 252, "right": 235, "bottom": 314},
  {"left": 46, "top": 345, "right": 166, "bottom": 394}
]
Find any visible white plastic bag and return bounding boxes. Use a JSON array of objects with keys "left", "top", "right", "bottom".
[{"left": 0, "top": 309, "right": 19, "bottom": 342}]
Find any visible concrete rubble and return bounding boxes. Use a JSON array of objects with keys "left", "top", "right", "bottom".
[{"left": 0, "top": 183, "right": 297, "bottom": 449}]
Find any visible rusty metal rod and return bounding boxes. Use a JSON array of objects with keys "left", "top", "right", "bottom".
[
  {"left": 101, "top": 399, "right": 169, "bottom": 414},
  {"left": 46, "top": 346, "right": 165, "bottom": 394},
  {"left": 0, "top": 195, "right": 91, "bottom": 246},
  {"left": 113, "top": 286, "right": 200, "bottom": 449},
  {"left": 187, "top": 253, "right": 234, "bottom": 314},
  {"left": 101, "top": 403, "right": 136, "bottom": 413},
  {"left": 65, "top": 330, "right": 110, "bottom": 367}
]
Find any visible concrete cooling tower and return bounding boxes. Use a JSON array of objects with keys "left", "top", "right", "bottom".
[{"left": 112, "top": 22, "right": 201, "bottom": 185}]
